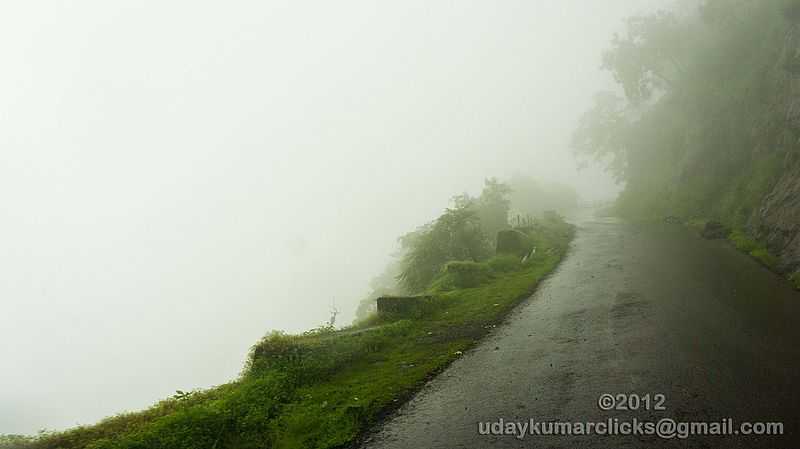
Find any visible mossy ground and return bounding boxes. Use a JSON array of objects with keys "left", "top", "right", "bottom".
[
  {"left": 728, "top": 229, "right": 779, "bottom": 270},
  {"left": 17, "top": 220, "right": 574, "bottom": 449}
]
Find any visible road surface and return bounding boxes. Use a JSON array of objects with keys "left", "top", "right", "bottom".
[{"left": 360, "top": 215, "right": 800, "bottom": 448}]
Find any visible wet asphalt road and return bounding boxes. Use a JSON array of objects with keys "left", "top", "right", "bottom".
[{"left": 361, "top": 216, "right": 800, "bottom": 448}]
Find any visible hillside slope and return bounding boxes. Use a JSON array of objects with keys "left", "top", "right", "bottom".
[{"left": 8, "top": 219, "right": 573, "bottom": 449}]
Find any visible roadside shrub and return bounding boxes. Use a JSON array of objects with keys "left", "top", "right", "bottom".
[
  {"left": 729, "top": 229, "right": 758, "bottom": 252},
  {"left": 397, "top": 204, "right": 491, "bottom": 293},
  {"left": 0, "top": 435, "right": 34, "bottom": 449},
  {"left": 750, "top": 248, "right": 778, "bottom": 269},
  {"left": 245, "top": 331, "right": 308, "bottom": 375}
]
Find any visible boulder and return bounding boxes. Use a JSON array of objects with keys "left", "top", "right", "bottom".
[
  {"left": 496, "top": 229, "right": 532, "bottom": 256},
  {"left": 442, "top": 261, "right": 492, "bottom": 288},
  {"left": 701, "top": 221, "right": 729, "bottom": 240},
  {"left": 376, "top": 296, "right": 435, "bottom": 319}
]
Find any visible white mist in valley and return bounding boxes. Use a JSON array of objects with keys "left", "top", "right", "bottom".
[{"left": 0, "top": 0, "right": 660, "bottom": 435}]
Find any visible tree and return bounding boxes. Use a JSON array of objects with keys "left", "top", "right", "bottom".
[
  {"left": 474, "top": 178, "right": 512, "bottom": 244},
  {"left": 571, "top": 92, "right": 631, "bottom": 181},
  {"left": 397, "top": 199, "right": 490, "bottom": 293},
  {"left": 579, "top": 0, "right": 786, "bottom": 222},
  {"left": 602, "top": 11, "right": 686, "bottom": 104}
]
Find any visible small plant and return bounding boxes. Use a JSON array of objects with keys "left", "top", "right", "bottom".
[
  {"left": 324, "top": 299, "right": 339, "bottom": 328},
  {"left": 729, "top": 229, "right": 758, "bottom": 252},
  {"left": 789, "top": 272, "right": 800, "bottom": 290},
  {"left": 171, "top": 390, "right": 194, "bottom": 401},
  {"left": 750, "top": 248, "right": 779, "bottom": 269},
  {"left": 726, "top": 229, "right": 780, "bottom": 270}
]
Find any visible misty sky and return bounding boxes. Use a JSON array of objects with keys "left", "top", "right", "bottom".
[{"left": 1, "top": 0, "right": 660, "bottom": 435}]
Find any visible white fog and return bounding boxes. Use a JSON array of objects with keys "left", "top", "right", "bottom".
[{"left": 1, "top": 0, "right": 659, "bottom": 435}]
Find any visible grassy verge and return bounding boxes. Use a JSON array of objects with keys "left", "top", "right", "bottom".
[
  {"left": 680, "top": 219, "right": 791, "bottom": 284},
  {"left": 15, "top": 219, "right": 574, "bottom": 449},
  {"left": 728, "top": 229, "right": 779, "bottom": 270}
]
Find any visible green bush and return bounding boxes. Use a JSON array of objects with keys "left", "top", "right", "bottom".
[
  {"left": 0, "top": 435, "right": 34, "bottom": 449},
  {"left": 246, "top": 331, "right": 309, "bottom": 376},
  {"left": 397, "top": 205, "right": 491, "bottom": 293}
]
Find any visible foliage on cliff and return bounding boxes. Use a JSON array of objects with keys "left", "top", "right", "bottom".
[
  {"left": 574, "top": 0, "right": 790, "bottom": 228},
  {"left": 574, "top": 0, "right": 800, "bottom": 277}
]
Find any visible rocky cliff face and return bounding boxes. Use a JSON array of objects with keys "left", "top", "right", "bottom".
[
  {"left": 750, "top": 19, "right": 800, "bottom": 276},
  {"left": 752, "top": 155, "right": 800, "bottom": 273}
]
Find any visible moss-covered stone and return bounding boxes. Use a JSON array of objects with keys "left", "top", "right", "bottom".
[
  {"left": 376, "top": 295, "right": 436, "bottom": 319},
  {"left": 496, "top": 229, "right": 533, "bottom": 256}
]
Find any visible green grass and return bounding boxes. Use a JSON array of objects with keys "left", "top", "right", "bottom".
[
  {"left": 749, "top": 248, "right": 779, "bottom": 270},
  {"left": 729, "top": 229, "right": 759, "bottom": 253},
  {"left": 727, "top": 228, "right": 779, "bottom": 270},
  {"left": 18, "top": 220, "right": 574, "bottom": 449},
  {"left": 434, "top": 260, "right": 494, "bottom": 289}
]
